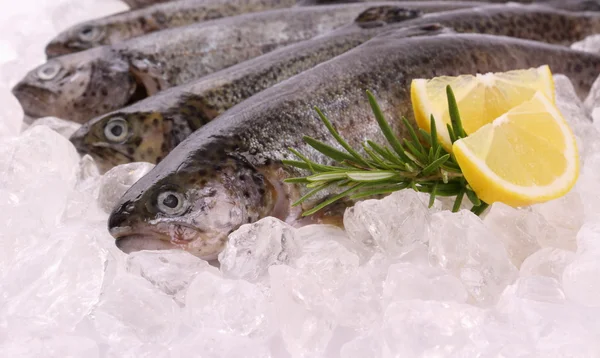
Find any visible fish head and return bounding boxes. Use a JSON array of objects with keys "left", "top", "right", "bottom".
[
  {"left": 108, "top": 154, "right": 278, "bottom": 260},
  {"left": 45, "top": 22, "right": 106, "bottom": 57},
  {"left": 70, "top": 110, "right": 173, "bottom": 172},
  {"left": 12, "top": 48, "right": 137, "bottom": 123}
]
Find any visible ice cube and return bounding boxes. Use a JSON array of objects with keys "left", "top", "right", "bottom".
[
  {"left": 0, "top": 125, "right": 80, "bottom": 188},
  {"left": 296, "top": 224, "right": 368, "bottom": 262},
  {"left": 519, "top": 248, "right": 575, "bottom": 281},
  {"left": 427, "top": 210, "right": 518, "bottom": 306},
  {"left": 172, "top": 330, "right": 272, "bottom": 358},
  {"left": 382, "top": 300, "right": 484, "bottom": 357},
  {"left": 62, "top": 155, "right": 106, "bottom": 222},
  {"left": 531, "top": 190, "right": 584, "bottom": 251},
  {"left": 483, "top": 202, "right": 546, "bottom": 268},
  {"left": 333, "top": 265, "right": 382, "bottom": 330},
  {"left": 586, "top": 74, "right": 600, "bottom": 112},
  {"left": 563, "top": 255, "right": 600, "bottom": 307},
  {"left": 562, "top": 222, "right": 600, "bottom": 307},
  {"left": 571, "top": 34, "right": 600, "bottom": 53},
  {"left": 574, "top": 221, "right": 600, "bottom": 255},
  {"left": 554, "top": 74, "right": 591, "bottom": 126},
  {"left": 515, "top": 276, "right": 566, "bottom": 303},
  {"left": 269, "top": 265, "right": 336, "bottom": 358},
  {"left": 0, "top": 126, "right": 80, "bottom": 233},
  {"left": 183, "top": 270, "right": 274, "bottom": 339},
  {"left": 97, "top": 162, "right": 155, "bottom": 213},
  {"left": 29, "top": 117, "right": 81, "bottom": 139},
  {"left": 343, "top": 190, "right": 440, "bottom": 257},
  {"left": 219, "top": 217, "right": 301, "bottom": 282},
  {"left": 383, "top": 262, "right": 468, "bottom": 305},
  {"left": 1, "top": 226, "right": 107, "bottom": 332},
  {"left": 91, "top": 274, "right": 181, "bottom": 349},
  {"left": 0, "top": 335, "right": 99, "bottom": 357},
  {"left": 495, "top": 281, "right": 600, "bottom": 355},
  {"left": 293, "top": 226, "right": 360, "bottom": 292},
  {"left": 126, "top": 249, "right": 210, "bottom": 300},
  {"left": 340, "top": 330, "right": 383, "bottom": 358},
  {"left": 577, "top": 153, "right": 600, "bottom": 220}
]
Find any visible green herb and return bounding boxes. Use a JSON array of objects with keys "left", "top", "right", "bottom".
[{"left": 283, "top": 85, "right": 488, "bottom": 217}]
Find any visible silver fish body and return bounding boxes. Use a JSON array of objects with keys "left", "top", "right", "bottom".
[{"left": 107, "top": 33, "right": 600, "bottom": 258}]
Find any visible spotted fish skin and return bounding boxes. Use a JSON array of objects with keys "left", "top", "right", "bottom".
[
  {"left": 15, "top": 3, "right": 401, "bottom": 124},
  {"left": 107, "top": 33, "right": 600, "bottom": 258},
  {"left": 72, "top": 3, "right": 600, "bottom": 172},
  {"left": 46, "top": 0, "right": 301, "bottom": 57}
]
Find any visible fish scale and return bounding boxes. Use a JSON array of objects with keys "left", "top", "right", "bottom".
[{"left": 107, "top": 33, "right": 600, "bottom": 259}]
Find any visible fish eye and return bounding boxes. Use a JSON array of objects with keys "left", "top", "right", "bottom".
[
  {"left": 104, "top": 117, "right": 129, "bottom": 143},
  {"left": 78, "top": 25, "right": 101, "bottom": 42},
  {"left": 157, "top": 191, "right": 187, "bottom": 216},
  {"left": 36, "top": 62, "right": 61, "bottom": 80}
]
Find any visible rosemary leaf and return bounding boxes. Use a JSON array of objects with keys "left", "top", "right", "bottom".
[
  {"left": 362, "top": 144, "right": 396, "bottom": 170},
  {"left": 403, "top": 139, "right": 428, "bottom": 163},
  {"left": 282, "top": 159, "right": 341, "bottom": 173},
  {"left": 307, "top": 172, "right": 350, "bottom": 182},
  {"left": 441, "top": 168, "right": 449, "bottom": 183},
  {"left": 421, "top": 154, "right": 450, "bottom": 176},
  {"left": 303, "top": 136, "right": 360, "bottom": 164},
  {"left": 465, "top": 188, "right": 481, "bottom": 206},
  {"left": 403, "top": 151, "right": 425, "bottom": 168},
  {"left": 314, "top": 107, "right": 370, "bottom": 167},
  {"left": 292, "top": 181, "right": 333, "bottom": 207},
  {"left": 302, "top": 183, "right": 365, "bottom": 216},
  {"left": 447, "top": 123, "right": 457, "bottom": 144},
  {"left": 452, "top": 187, "right": 465, "bottom": 212},
  {"left": 346, "top": 171, "right": 398, "bottom": 182},
  {"left": 402, "top": 117, "right": 425, "bottom": 153},
  {"left": 471, "top": 202, "right": 489, "bottom": 216},
  {"left": 366, "top": 91, "right": 411, "bottom": 162},
  {"left": 428, "top": 181, "right": 438, "bottom": 208},
  {"left": 446, "top": 85, "right": 467, "bottom": 139},
  {"left": 430, "top": 114, "right": 438, "bottom": 153},
  {"left": 368, "top": 140, "right": 406, "bottom": 166},
  {"left": 418, "top": 129, "right": 432, "bottom": 145}
]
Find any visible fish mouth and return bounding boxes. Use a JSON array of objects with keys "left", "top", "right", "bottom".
[
  {"left": 110, "top": 221, "right": 222, "bottom": 259},
  {"left": 45, "top": 41, "right": 74, "bottom": 58},
  {"left": 115, "top": 234, "right": 179, "bottom": 253},
  {"left": 91, "top": 147, "right": 135, "bottom": 173},
  {"left": 111, "top": 224, "right": 180, "bottom": 253},
  {"left": 12, "top": 84, "right": 57, "bottom": 118}
]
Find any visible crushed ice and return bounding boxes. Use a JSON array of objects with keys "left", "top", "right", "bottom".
[{"left": 2, "top": 1, "right": 600, "bottom": 355}]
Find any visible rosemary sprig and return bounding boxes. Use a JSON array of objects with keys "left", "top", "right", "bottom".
[{"left": 284, "top": 85, "right": 488, "bottom": 216}]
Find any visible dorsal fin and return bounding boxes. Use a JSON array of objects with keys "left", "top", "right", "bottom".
[{"left": 354, "top": 6, "right": 423, "bottom": 29}]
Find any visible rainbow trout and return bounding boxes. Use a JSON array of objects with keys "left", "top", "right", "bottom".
[
  {"left": 13, "top": 3, "right": 399, "bottom": 124},
  {"left": 315, "top": 0, "right": 600, "bottom": 11},
  {"left": 121, "top": 0, "right": 600, "bottom": 12},
  {"left": 46, "top": 0, "right": 299, "bottom": 57},
  {"left": 106, "top": 33, "right": 600, "bottom": 258},
  {"left": 71, "top": 4, "right": 600, "bottom": 172}
]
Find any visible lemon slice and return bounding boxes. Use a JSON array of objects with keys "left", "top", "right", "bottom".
[
  {"left": 411, "top": 65, "right": 555, "bottom": 151},
  {"left": 453, "top": 92, "right": 579, "bottom": 207}
]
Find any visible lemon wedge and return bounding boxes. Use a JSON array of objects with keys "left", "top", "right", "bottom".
[
  {"left": 411, "top": 65, "right": 554, "bottom": 151},
  {"left": 452, "top": 92, "right": 579, "bottom": 207}
]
